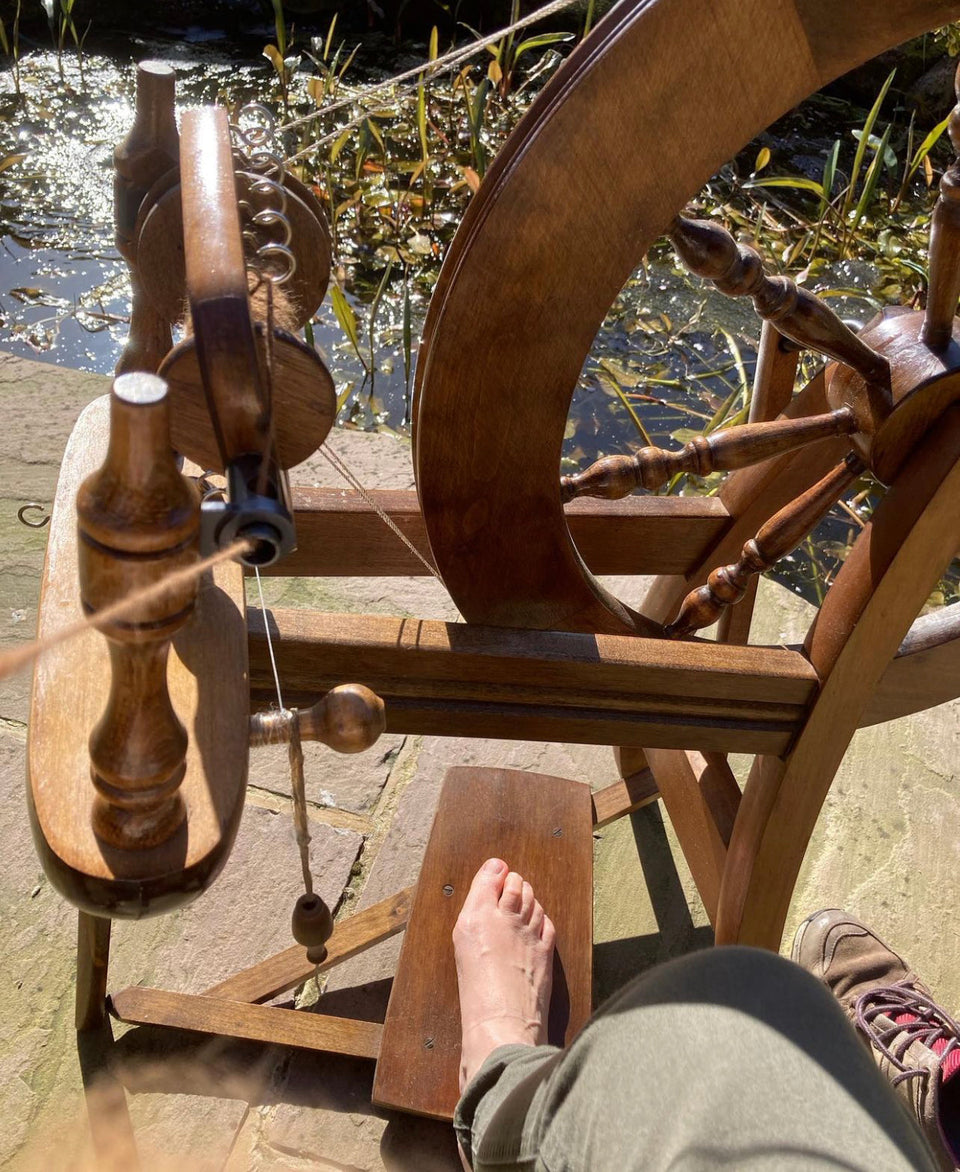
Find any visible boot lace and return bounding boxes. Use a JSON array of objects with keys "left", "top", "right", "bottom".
[{"left": 855, "top": 981, "right": 960, "bottom": 1087}]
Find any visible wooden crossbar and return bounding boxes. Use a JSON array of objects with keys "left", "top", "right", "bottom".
[
  {"left": 110, "top": 987, "right": 383, "bottom": 1059},
  {"left": 260, "top": 488, "right": 730, "bottom": 578},
  {"left": 249, "top": 611, "right": 819, "bottom": 755}
]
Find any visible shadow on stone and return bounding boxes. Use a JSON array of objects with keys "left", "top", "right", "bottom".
[
  {"left": 594, "top": 803, "right": 714, "bottom": 1005},
  {"left": 381, "top": 1112, "right": 462, "bottom": 1170},
  {"left": 77, "top": 1022, "right": 140, "bottom": 1170},
  {"left": 632, "top": 802, "right": 712, "bottom": 958},
  {"left": 111, "top": 1025, "right": 282, "bottom": 1104}
]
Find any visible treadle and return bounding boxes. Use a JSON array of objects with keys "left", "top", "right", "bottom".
[{"left": 372, "top": 766, "right": 593, "bottom": 1121}]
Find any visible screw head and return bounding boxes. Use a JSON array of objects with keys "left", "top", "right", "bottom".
[
  {"left": 424, "top": 1036, "right": 435, "bottom": 1050},
  {"left": 442, "top": 884, "right": 454, "bottom": 897},
  {"left": 552, "top": 826, "right": 563, "bottom": 837}
]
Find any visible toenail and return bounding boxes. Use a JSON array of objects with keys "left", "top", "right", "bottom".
[{"left": 483, "top": 858, "right": 505, "bottom": 873}]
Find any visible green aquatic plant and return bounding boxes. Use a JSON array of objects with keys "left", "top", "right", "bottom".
[
  {"left": 0, "top": 0, "right": 22, "bottom": 97},
  {"left": 40, "top": 0, "right": 87, "bottom": 87},
  {"left": 482, "top": 0, "right": 573, "bottom": 98},
  {"left": 264, "top": 0, "right": 299, "bottom": 118}
]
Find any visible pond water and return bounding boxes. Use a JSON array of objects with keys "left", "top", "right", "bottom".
[{"left": 0, "top": 20, "right": 953, "bottom": 609}]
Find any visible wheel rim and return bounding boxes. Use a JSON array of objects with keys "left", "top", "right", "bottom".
[{"left": 413, "top": 0, "right": 960, "bottom": 633}]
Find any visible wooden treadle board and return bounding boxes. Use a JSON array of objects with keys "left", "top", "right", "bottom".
[{"left": 372, "top": 766, "right": 593, "bottom": 1120}]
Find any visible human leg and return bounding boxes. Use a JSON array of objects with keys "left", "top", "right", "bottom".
[{"left": 454, "top": 863, "right": 940, "bottom": 1171}]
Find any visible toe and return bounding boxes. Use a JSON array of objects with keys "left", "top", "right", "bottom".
[
  {"left": 541, "top": 913, "right": 556, "bottom": 949},
  {"left": 520, "top": 880, "right": 535, "bottom": 923},
  {"left": 463, "top": 858, "right": 508, "bottom": 910},
  {"left": 500, "top": 871, "right": 524, "bottom": 914},
  {"left": 530, "top": 900, "right": 544, "bottom": 933}
]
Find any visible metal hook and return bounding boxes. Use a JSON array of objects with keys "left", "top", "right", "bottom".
[
  {"left": 18, "top": 502, "right": 50, "bottom": 528},
  {"left": 258, "top": 242, "right": 298, "bottom": 285}
]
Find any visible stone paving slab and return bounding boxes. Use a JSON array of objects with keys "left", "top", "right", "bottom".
[{"left": 3, "top": 352, "right": 960, "bottom": 1170}]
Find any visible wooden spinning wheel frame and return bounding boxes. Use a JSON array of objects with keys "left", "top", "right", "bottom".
[
  {"left": 413, "top": 0, "right": 960, "bottom": 944},
  {"left": 23, "top": 0, "right": 960, "bottom": 1140}
]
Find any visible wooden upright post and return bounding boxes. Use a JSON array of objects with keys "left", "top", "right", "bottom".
[
  {"left": 76, "top": 372, "right": 200, "bottom": 850},
  {"left": 115, "top": 62, "right": 179, "bottom": 375}
]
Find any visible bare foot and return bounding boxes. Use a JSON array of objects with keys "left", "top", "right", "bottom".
[{"left": 453, "top": 857, "right": 556, "bottom": 1092}]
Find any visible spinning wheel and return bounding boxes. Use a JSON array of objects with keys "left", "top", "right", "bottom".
[
  {"left": 22, "top": 0, "right": 960, "bottom": 1143},
  {"left": 414, "top": 0, "right": 960, "bottom": 945}
]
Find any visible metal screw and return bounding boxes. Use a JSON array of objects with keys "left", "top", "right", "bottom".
[
  {"left": 424, "top": 1036, "right": 435, "bottom": 1050},
  {"left": 552, "top": 827, "right": 563, "bottom": 837},
  {"left": 442, "top": 884, "right": 454, "bottom": 897}
]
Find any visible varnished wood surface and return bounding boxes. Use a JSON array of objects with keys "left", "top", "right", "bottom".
[
  {"left": 250, "top": 684, "right": 385, "bottom": 753},
  {"left": 204, "top": 886, "right": 413, "bottom": 1004},
  {"left": 268, "top": 488, "right": 730, "bottom": 578},
  {"left": 669, "top": 215, "right": 886, "bottom": 381},
  {"left": 666, "top": 453, "right": 863, "bottom": 637},
  {"left": 160, "top": 324, "right": 336, "bottom": 473},
  {"left": 77, "top": 376, "right": 200, "bottom": 851},
  {"left": 137, "top": 170, "right": 331, "bottom": 331},
  {"left": 372, "top": 767, "right": 593, "bottom": 1120},
  {"left": 111, "top": 986, "right": 383, "bottom": 1059},
  {"left": 590, "top": 767, "right": 659, "bottom": 827},
  {"left": 559, "top": 409, "right": 855, "bottom": 501},
  {"left": 114, "top": 62, "right": 178, "bottom": 376},
  {"left": 922, "top": 67, "right": 960, "bottom": 350},
  {"left": 413, "top": 0, "right": 960, "bottom": 634},
  {"left": 248, "top": 609, "right": 819, "bottom": 754},
  {"left": 27, "top": 394, "right": 249, "bottom": 918},
  {"left": 826, "top": 308, "right": 960, "bottom": 481},
  {"left": 718, "top": 408, "right": 960, "bottom": 947},
  {"left": 180, "top": 107, "right": 266, "bottom": 465},
  {"left": 641, "top": 374, "right": 849, "bottom": 625},
  {"left": 76, "top": 913, "right": 111, "bottom": 1031},
  {"left": 867, "top": 605, "right": 960, "bottom": 724},
  {"left": 750, "top": 322, "right": 799, "bottom": 424}
]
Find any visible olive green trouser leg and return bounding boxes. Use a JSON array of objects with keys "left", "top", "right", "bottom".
[{"left": 454, "top": 947, "right": 939, "bottom": 1171}]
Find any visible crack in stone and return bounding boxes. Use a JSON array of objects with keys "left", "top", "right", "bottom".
[
  {"left": 245, "top": 784, "right": 373, "bottom": 835},
  {"left": 262, "top": 1137, "right": 367, "bottom": 1172},
  {"left": 0, "top": 716, "right": 27, "bottom": 741}
]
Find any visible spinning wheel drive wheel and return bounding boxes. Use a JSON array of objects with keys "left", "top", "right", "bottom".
[{"left": 413, "top": 0, "right": 960, "bottom": 948}]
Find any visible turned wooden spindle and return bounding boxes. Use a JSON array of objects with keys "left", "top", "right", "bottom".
[
  {"left": 669, "top": 215, "right": 889, "bottom": 385},
  {"left": 77, "top": 372, "right": 200, "bottom": 849},
  {"left": 665, "top": 451, "right": 864, "bottom": 639},
  {"left": 560, "top": 407, "right": 856, "bottom": 501},
  {"left": 249, "top": 684, "right": 386, "bottom": 752},
  {"left": 115, "top": 62, "right": 180, "bottom": 375},
  {"left": 921, "top": 64, "right": 960, "bottom": 351}
]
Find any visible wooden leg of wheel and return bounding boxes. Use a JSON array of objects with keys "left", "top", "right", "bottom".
[
  {"left": 76, "top": 912, "right": 111, "bottom": 1032},
  {"left": 77, "top": 1022, "right": 140, "bottom": 1172},
  {"left": 75, "top": 912, "right": 140, "bottom": 1171},
  {"left": 718, "top": 410, "right": 960, "bottom": 948}
]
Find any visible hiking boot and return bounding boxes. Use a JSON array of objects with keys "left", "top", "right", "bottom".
[{"left": 793, "top": 909, "right": 960, "bottom": 1171}]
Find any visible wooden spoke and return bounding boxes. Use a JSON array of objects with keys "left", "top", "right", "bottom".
[
  {"left": 921, "top": 63, "right": 960, "bottom": 351},
  {"left": 666, "top": 452, "right": 864, "bottom": 638},
  {"left": 669, "top": 214, "right": 889, "bottom": 384},
  {"left": 559, "top": 408, "right": 856, "bottom": 501}
]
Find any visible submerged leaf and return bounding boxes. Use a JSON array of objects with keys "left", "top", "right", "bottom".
[{"left": 330, "top": 285, "right": 364, "bottom": 366}]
